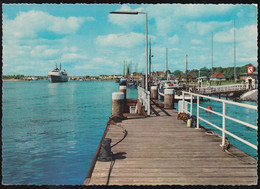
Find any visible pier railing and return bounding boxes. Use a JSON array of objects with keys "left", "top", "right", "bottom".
[
  {"left": 195, "top": 84, "right": 248, "bottom": 94},
  {"left": 138, "top": 86, "right": 150, "bottom": 115},
  {"left": 181, "top": 91, "right": 257, "bottom": 151}
]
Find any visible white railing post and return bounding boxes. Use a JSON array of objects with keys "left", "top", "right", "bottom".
[
  {"left": 138, "top": 86, "right": 150, "bottom": 116},
  {"left": 182, "top": 91, "right": 185, "bottom": 113},
  {"left": 147, "top": 90, "right": 150, "bottom": 116},
  {"left": 196, "top": 95, "right": 200, "bottom": 129},
  {"left": 222, "top": 102, "right": 226, "bottom": 147},
  {"left": 190, "top": 94, "right": 193, "bottom": 117}
]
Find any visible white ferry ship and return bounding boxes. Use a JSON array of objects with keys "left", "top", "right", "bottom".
[{"left": 48, "top": 63, "right": 68, "bottom": 83}]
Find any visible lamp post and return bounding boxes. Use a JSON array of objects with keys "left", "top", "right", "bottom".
[{"left": 110, "top": 11, "right": 148, "bottom": 91}]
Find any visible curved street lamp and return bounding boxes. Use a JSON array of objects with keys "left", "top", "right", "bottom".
[{"left": 109, "top": 11, "right": 148, "bottom": 91}]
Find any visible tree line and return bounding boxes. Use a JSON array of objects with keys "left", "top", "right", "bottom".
[
  {"left": 2, "top": 75, "right": 47, "bottom": 80},
  {"left": 171, "top": 63, "right": 257, "bottom": 80}
]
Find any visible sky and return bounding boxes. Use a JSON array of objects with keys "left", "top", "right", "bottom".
[{"left": 2, "top": 4, "right": 258, "bottom": 76}]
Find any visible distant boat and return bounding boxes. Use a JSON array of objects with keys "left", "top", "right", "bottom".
[
  {"left": 127, "top": 80, "right": 137, "bottom": 89},
  {"left": 48, "top": 63, "right": 68, "bottom": 83},
  {"left": 158, "top": 80, "right": 194, "bottom": 101},
  {"left": 119, "top": 77, "right": 127, "bottom": 86},
  {"left": 115, "top": 78, "right": 120, "bottom": 83},
  {"left": 240, "top": 89, "right": 258, "bottom": 102}
]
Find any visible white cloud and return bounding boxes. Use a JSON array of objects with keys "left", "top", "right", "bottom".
[
  {"left": 147, "top": 4, "right": 234, "bottom": 36},
  {"left": 86, "top": 16, "right": 96, "bottom": 21},
  {"left": 186, "top": 21, "right": 231, "bottom": 35},
  {"left": 3, "top": 10, "right": 86, "bottom": 39},
  {"left": 191, "top": 39, "right": 203, "bottom": 45},
  {"left": 49, "top": 16, "right": 85, "bottom": 34},
  {"left": 95, "top": 32, "right": 145, "bottom": 48},
  {"left": 61, "top": 53, "right": 87, "bottom": 62},
  {"left": 148, "top": 4, "right": 234, "bottom": 20},
  {"left": 214, "top": 25, "right": 257, "bottom": 43},
  {"left": 168, "top": 35, "right": 179, "bottom": 44},
  {"left": 30, "top": 45, "right": 60, "bottom": 58}
]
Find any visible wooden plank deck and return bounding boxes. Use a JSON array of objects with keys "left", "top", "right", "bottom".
[{"left": 85, "top": 99, "right": 257, "bottom": 185}]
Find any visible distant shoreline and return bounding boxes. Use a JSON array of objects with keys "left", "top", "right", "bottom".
[{"left": 3, "top": 79, "right": 23, "bottom": 81}]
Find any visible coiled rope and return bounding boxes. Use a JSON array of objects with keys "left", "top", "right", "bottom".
[{"left": 106, "top": 124, "right": 128, "bottom": 185}]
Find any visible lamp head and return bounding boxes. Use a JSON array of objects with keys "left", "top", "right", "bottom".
[{"left": 110, "top": 11, "right": 139, "bottom": 15}]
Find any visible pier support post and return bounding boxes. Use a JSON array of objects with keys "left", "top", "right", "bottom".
[
  {"left": 151, "top": 86, "right": 158, "bottom": 99},
  {"left": 164, "top": 89, "right": 175, "bottom": 109},
  {"left": 119, "top": 86, "right": 127, "bottom": 100},
  {"left": 112, "top": 92, "right": 124, "bottom": 117}
]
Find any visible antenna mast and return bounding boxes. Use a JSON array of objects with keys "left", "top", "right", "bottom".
[
  {"left": 234, "top": 19, "right": 237, "bottom": 82},
  {"left": 186, "top": 54, "right": 188, "bottom": 83},
  {"left": 149, "top": 39, "right": 152, "bottom": 80},
  {"left": 211, "top": 32, "right": 213, "bottom": 75},
  {"left": 123, "top": 60, "right": 125, "bottom": 77}
]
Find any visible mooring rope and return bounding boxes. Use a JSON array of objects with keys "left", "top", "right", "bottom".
[
  {"left": 111, "top": 124, "right": 128, "bottom": 148},
  {"left": 204, "top": 130, "right": 255, "bottom": 164},
  {"left": 106, "top": 124, "right": 128, "bottom": 185},
  {"left": 204, "top": 130, "right": 230, "bottom": 151}
]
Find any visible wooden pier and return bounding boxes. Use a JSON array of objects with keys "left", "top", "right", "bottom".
[
  {"left": 84, "top": 99, "right": 257, "bottom": 185},
  {"left": 195, "top": 83, "right": 249, "bottom": 95}
]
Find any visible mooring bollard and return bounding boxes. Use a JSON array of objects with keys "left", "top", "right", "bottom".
[
  {"left": 151, "top": 86, "right": 158, "bottom": 99},
  {"left": 112, "top": 92, "right": 124, "bottom": 117},
  {"left": 119, "top": 85, "right": 127, "bottom": 100},
  {"left": 164, "top": 89, "right": 175, "bottom": 109},
  {"left": 99, "top": 138, "right": 112, "bottom": 162}
]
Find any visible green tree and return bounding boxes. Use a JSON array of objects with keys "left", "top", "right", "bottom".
[
  {"left": 187, "top": 69, "right": 199, "bottom": 78},
  {"left": 223, "top": 67, "right": 234, "bottom": 79},
  {"left": 173, "top": 70, "right": 183, "bottom": 77},
  {"left": 213, "top": 67, "right": 224, "bottom": 73},
  {"left": 200, "top": 67, "right": 210, "bottom": 77}
]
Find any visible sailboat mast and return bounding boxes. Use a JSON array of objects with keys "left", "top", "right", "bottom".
[
  {"left": 186, "top": 54, "right": 188, "bottom": 83},
  {"left": 149, "top": 39, "right": 151, "bottom": 80},
  {"left": 211, "top": 32, "right": 213, "bottom": 75},
  {"left": 234, "top": 19, "right": 237, "bottom": 82},
  {"left": 166, "top": 48, "right": 168, "bottom": 80}
]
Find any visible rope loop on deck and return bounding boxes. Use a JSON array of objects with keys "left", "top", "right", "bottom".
[
  {"left": 111, "top": 124, "right": 128, "bottom": 148},
  {"left": 106, "top": 123, "right": 128, "bottom": 185}
]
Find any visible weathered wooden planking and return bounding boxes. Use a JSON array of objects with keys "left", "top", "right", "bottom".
[{"left": 86, "top": 99, "right": 257, "bottom": 185}]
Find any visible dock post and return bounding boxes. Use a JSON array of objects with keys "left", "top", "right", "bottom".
[
  {"left": 196, "top": 96, "right": 200, "bottom": 129},
  {"left": 119, "top": 85, "right": 127, "bottom": 100},
  {"left": 164, "top": 89, "right": 175, "bottom": 109},
  {"left": 112, "top": 92, "right": 124, "bottom": 118},
  {"left": 151, "top": 86, "right": 158, "bottom": 99}
]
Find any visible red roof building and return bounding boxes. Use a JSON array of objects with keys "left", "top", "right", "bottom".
[{"left": 210, "top": 72, "right": 226, "bottom": 81}]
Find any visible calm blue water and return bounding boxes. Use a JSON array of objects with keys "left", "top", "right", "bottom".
[
  {"left": 175, "top": 96, "right": 258, "bottom": 159},
  {"left": 2, "top": 80, "right": 137, "bottom": 185}
]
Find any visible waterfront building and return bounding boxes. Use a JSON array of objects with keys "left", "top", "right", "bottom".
[
  {"left": 209, "top": 72, "right": 226, "bottom": 81},
  {"left": 239, "top": 72, "right": 258, "bottom": 81}
]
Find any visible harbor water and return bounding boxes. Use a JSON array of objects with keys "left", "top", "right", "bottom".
[
  {"left": 2, "top": 80, "right": 257, "bottom": 184},
  {"left": 2, "top": 80, "right": 137, "bottom": 185}
]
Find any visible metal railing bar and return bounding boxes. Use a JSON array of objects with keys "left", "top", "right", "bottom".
[
  {"left": 199, "top": 117, "right": 223, "bottom": 132},
  {"left": 183, "top": 91, "right": 257, "bottom": 110},
  {"left": 224, "top": 130, "right": 257, "bottom": 150},
  {"left": 199, "top": 106, "right": 223, "bottom": 117},
  {"left": 224, "top": 115, "right": 257, "bottom": 130},
  {"left": 200, "top": 117, "right": 257, "bottom": 150}
]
